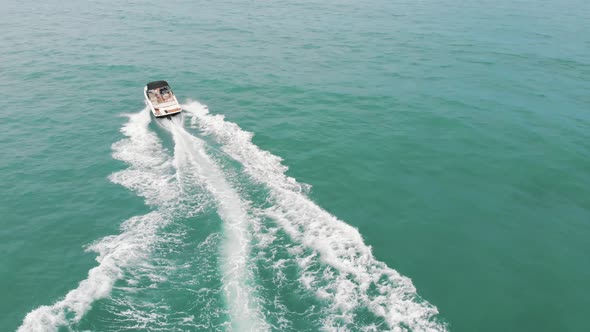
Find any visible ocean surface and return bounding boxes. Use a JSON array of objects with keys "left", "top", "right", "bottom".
[{"left": 1, "top": 0, "right": 589, "bottom": 331}]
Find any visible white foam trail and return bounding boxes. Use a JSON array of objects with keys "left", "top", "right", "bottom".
[
  {"left": 19, "top": 109, "right": 179, "bottom": 332},
  {"left": 159, "top": 117, "right": 268, "bottom": 331},
  {"left": 184, "top": 101, "right": 447, "bottom": 332}
]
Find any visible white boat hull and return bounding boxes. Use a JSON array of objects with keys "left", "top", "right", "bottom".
[{"left": 144, "top": 83, "right": 182, "bottom": 118}]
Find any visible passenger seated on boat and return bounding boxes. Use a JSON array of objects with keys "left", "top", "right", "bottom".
[
  {"left": 160, "top": 87, "right": 171, "bottom": 101},
  {"left": 152, "top": 88, "right": 165, "bottom": 103},
  {"left": 149, "top": 91, "right": 158, "bottom": 104}
]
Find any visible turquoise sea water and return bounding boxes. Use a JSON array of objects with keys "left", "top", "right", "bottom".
[{"left": 1, "top": 0, "right": 589, "bottom": 331}]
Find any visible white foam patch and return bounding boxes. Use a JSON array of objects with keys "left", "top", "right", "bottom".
[
  {"left": 184, "top": 101, "right": 447, "bottom": 332},
  {"left": 19, "top": 109, "right": 180, "bottom": 332},
  {"left": 158, "top": 117, "right": 269, "bottom": 331},
  {"left": 100, "top": 225, "right": 226, "bottom": 331}
]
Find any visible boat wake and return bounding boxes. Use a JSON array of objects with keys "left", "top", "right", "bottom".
[
  {"left": 19, "top": 102, "right": 446, "bottom": 332},
  {"left": 158, "top": 116, "right": 269, "bottom": 331}
]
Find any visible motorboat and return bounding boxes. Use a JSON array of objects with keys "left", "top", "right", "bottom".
[{"left": 144, "top": 80, "right": 182, "bottom": 118}]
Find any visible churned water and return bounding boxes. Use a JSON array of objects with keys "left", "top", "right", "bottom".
[{"left": 1, "top": 0, "right": 589, "bottom": 331}]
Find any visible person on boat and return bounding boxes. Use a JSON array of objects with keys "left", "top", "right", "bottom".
[
  {"left": 153, "top": 88, "right": 163, "bottom": 103},
  {"left": 160, "top": 87, "right": 171, "bottom": 101}
]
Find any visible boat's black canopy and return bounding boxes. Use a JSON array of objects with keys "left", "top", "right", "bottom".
[{"left": 146, "top": 80, "right": 170, "bottom": 90}]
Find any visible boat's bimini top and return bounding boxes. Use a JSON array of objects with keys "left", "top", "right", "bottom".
[{"left": 146, "top": 80, "right": 170, "bottom": 90}]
